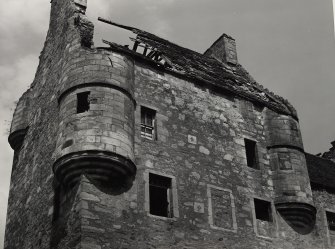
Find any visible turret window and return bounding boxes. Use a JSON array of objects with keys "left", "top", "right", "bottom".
[
  {"left": 77, "top": 91, "right": 90, "bottom": 113},
  {"left": 141, "top": 106, "right": 156, "bottom": 140}
]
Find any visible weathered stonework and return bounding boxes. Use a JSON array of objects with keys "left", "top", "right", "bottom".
[{"left": 4, "top": 1, "right": 335, "bottom": 249}]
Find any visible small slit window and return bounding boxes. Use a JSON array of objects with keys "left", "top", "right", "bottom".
[
  {"left": 77, "top": 91, "right": 90, "bottom": 113},
  {"left": 141, "top": 106, "right": 156, "bottom": 140},
  {"left": 254, "top": 198, "right": 272, "bottom": 222},
  {"left": 149, "top": 173, "right": 173, "bottom": 218},
  {"left": 244, "top": 138, "right": 259, "bottom": 169},
  {"left": 326, "top": 211, "right": 335, "bottom": 231}
]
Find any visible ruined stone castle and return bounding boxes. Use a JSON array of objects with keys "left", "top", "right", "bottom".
[{"left": 5, "top": 0, "right": 335, "bottom": 248}]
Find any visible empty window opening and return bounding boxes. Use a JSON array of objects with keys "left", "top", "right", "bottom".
[
  {"left": 149, "top": 173, "right": 173, "bottom": 218},
  {"left": 141, "top": 106, "right": 156, "bottom": 140},
  {"left": 13, "top": 150, "right": 19, "bottom": 168},
  {"left": 77, "top": 91, "right": 90, "bottom": 113},
  {"left": 52, "top": 184, "right": 62, "bottom": 222},
  {"left": 327, "top": 211, "right": 335, "bottom": 231},
  {"left": 245, "top": 138, "right": 259, "bottom": 169},
  {"left": 254, "top": 198, "right": 272, "bottom": 222}
]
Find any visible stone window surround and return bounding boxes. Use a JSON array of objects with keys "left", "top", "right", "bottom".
[
  {"left": 324, "top": 208, "right": 335, "bottom": 247},
  {"left": 143, "top": 169, "right": 179, "bottom": 220},
  {"left": 137, "top": 103, "right": 159, "bottom": 141},
  {"left": 140, "top": 106, "right": 156, "bottom": 140},
  {"left": 207, "top": 184, "right": 237, "bottom": 233},
  {"left": 250, "top": 195, "right": 278, "bottom": 240},
  {"left": 276, "top": 151, "right": 295, "bottom": 172}
]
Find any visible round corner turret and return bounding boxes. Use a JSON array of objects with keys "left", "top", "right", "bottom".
[
  {"left": 265, "top": 109, "right": 316, "bottom": 234},
  {"left": 8, "top": 90, "right": 31, "bottom": 150},
  {"left": 53, "top": 51, "right": 136, "bottom": 189}
]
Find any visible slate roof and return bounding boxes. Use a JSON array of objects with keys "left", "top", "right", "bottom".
[
  {"left": 306, "top": 153, "right": 335, "bottom": 191},
  {"left": 98, "top": 18, "right": 298, "bottom": 119}
]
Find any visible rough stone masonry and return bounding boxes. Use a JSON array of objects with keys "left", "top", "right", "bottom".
[{"left": 5, "top": 0, "right": 335, "bottom": 248}]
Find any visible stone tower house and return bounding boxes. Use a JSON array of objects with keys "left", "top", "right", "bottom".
[{"left": 5, "top": 0, "right": 335, "bottom": 248}]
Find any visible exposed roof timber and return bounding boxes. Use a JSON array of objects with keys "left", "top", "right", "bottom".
[
  {"left": 98, "top": 17, "right": 143, "bottom": 35},
  {"left": 97, "top": 17, "right": 298, "bottom": 119},
  {"left": 102, "top": 39, "right": 168, "bottom": 67},
  {"left": 132, "top": 40, "right": 139, "bottom": 51},
  {"left": 129, "top": 38, "right": 167, "bottom": 63}
]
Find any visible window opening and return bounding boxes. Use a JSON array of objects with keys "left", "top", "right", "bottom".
[
  {"left": 149, "top": 173, "right": 173, "bottom": 217},
  {"left": 141, "top": 106, "right": 156, "bottom": 140},
  {"left": 245, "top": 138, "right": 259, "bottom": 169},
  {"left": 77, "top": 91, "right": 90, "bottom": 113},
  {"left": 254, "top": 198, "right": 272, "bottom": 222},
  {"left": 13, "top": 150, "right": 19, "bottom": 169},
  {"left": 327, "top": 211, "right": 335, "bottom": 231}
]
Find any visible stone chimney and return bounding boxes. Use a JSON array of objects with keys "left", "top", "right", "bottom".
[
  {"left": 322, "top": 141, "right": 335, "bottom": 161},
  {"left": 74, "top": 0, "right": 87, "bottom": 12},
  {"left": 204, "top": 34, "right": 238, "bottom": 65}
]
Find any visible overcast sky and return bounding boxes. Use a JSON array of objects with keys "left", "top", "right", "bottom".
[{"left": 0, "top": 0, "right": 334, "bottom": 247}]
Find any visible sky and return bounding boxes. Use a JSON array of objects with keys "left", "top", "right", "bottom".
[{"left": 0, "top": 0, "right": 334, "bottom": 247}]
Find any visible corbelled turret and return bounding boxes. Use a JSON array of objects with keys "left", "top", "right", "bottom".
[{"left": 265, "top": 109, "right": 316, "bottom": 234}]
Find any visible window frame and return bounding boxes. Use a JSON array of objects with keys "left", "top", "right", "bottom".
[
  {"left": 148, "top": 173, "right": 173, "bottom": 218},
  {"left": 140, "top": 106, "right": 156, "bottom": 140},
  {"left": 144, "top": 170, "right": 179, "bottom": 220},
  {"left": 251, "top": 196, "right": 278, "bottom": 239},
  {"left": 325, "top": 208, "right": 335, "bottom": 246},
  {"left": 244, "top": 138, "right": 259, "bottom": 169}
]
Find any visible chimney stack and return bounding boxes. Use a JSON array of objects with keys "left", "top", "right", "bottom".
[
  {"left": 204, "top": 34, "right": 238, "bottom": 65},
  {"left": 322, "top": 141, "right": 335, "bottom": 161}
]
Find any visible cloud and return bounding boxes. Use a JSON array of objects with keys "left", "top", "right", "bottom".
[{"left": 0, "top": 0, "right": 49, "bottom": 65}]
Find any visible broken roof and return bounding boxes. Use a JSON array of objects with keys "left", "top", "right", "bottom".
[
  {"left": 306, "top": 153, "right": 335, "bottom": 191},
  {"left": 98, "top": 18, "right": 297, "bottom": 119}
]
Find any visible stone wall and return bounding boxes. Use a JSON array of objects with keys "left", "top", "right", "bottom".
[
  {"left": 312, "top": 189, "right": 335, "bottom": 249},
  {"left": 4, "top": 0, "right": 332, "bottom": 248},
  {"left": 4, "top": 0, "right": 88, "bottom": 248},
  {"left": 70, "top": 57, "right": 324, "bottom": 249}
]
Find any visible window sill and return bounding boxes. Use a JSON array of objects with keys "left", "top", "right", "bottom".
[
  {"left": 255, "top": 234, "right": 275, "bottom": 241},
  {"left": 210, "top": 224, "right": 237, "bottom": 233},
  {"left": 147, "top": 213, "right": 177, "bottom": 221},
  {"left": 141, "top": 136, "right": 155, "bottom": 141},
  {"left": 245, "top": 166, "right": 262, "bottom": 172}
]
